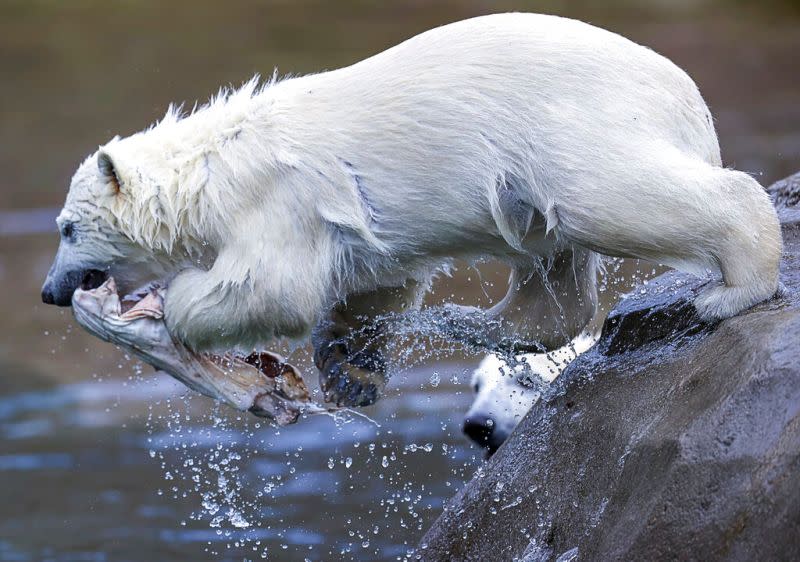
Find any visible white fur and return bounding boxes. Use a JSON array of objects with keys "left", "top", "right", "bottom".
[
  {"left": 53, "top": 13, "right": 782, "bottom": 352},
  {"left": 465, "top": 333, "right": 597, "bottom": 448}
]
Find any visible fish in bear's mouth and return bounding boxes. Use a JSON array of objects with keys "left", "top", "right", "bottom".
[{"left": 70, "top": 277, "right": 324, "bottom": 425}]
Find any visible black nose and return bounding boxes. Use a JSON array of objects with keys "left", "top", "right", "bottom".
[
  {"left": 463, "top": 414, "right": 496, "bottom": 448},
  {"left": 42, "top": 287, "right": 56, "bottom": 305},
  {"left": 40, "top": 283, "right": 73, "bottom": 307}
]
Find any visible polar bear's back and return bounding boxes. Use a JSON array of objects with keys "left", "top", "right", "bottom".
[
  {"left": 267, "top": 13, "right": 722, "bottom": 259},
  {"left": 307, "top": 13, "right": 720, "bottom": 166}
]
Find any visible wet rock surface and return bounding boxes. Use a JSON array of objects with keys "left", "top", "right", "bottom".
[{"left": 420, "top": 172, "right": 800, "bottom": 561}]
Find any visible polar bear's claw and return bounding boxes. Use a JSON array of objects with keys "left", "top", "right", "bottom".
[
  {"left": 315, "top": 336, "right": 387, "bottom": 407},
  {"left": 320, "top": 358, "right": 384, "bottom": 407}
]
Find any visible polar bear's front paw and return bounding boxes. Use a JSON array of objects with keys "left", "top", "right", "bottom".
[{"left": 315, "top": 342, "right": 387, "bottom": 407}]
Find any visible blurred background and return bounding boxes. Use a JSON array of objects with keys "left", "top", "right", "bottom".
[{"left": 1, "top": 1, "right": 799, "bottom": 560}]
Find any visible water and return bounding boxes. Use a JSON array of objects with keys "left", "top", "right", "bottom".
[
  {"left": 1, "top": 1, "right": 799, "bottom": 561},
  {"left": 0, "top": 360, "right": 481, "bottom": 561}
]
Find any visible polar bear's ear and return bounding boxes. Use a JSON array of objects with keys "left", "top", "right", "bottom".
[{"left": 97, "top": 151, "right": 122, "bottom": 196}]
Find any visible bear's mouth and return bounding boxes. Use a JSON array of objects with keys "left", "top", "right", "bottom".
[
  {"left": 42, "top": 268, "right": 111, "bottom": 308},
  {"left": 80, "top": 269, "right": 109, "bottom": 291}
]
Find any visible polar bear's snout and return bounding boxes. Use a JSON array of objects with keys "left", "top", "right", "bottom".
[
  {"left": 41, "top": 267, "right": 81, "bottom": 306},
  {"left": 463, "top": 414, "right": 506, "bottom": 455},
  {"left": 41, "top": 257, "right": 107, "bottom": 307}
]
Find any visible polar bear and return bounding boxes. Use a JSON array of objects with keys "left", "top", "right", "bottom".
[
  {"left": 464, "top": 333, "right": 597, "bottom": 455},
  {"left": 41, "top": 13, "right": 782, "bottom": 408}
]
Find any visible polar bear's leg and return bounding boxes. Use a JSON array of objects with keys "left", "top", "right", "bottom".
[
  {"left": 486, "top": 246, "right": 599, "bottom": 351},
  {"left": 554, "top": 158, "right": 782, "bottom": 321},
  {"left": 312, "top": 280, "right": 427, "bottom": 407},
  {"left": 690, "top": 170, "right": 782, "bottom": 319}
]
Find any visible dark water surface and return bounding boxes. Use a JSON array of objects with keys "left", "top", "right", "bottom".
[
  {"left": 0, "top": 359, "right": 483, "bottom": 561},
  {"left": 1, "top": 1, "right": 799, "bottom": 560}
]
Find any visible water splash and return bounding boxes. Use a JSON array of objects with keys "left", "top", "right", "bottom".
[{"left": 119, "top": 259, "right": 658, "bottom": 559}]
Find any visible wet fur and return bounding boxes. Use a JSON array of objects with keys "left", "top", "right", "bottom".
[{"left": 50, "top": 13, "right": 781, "bottom": 360}]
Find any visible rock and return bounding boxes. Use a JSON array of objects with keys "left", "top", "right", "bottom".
[{"left": 419, "top": 172, "right": 800, "bottom": 562}]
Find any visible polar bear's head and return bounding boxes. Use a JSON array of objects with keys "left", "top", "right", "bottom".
[
  {"left": 463, "top": 354, "right": 545, "bottom": 455},
  {"left": 42, "top": 78, "right": 271, "bottom": 308},
  {"left": 41, "top": 132, "right": 204, "bottom": 306},
  {"left": 41, "top": 77, "right": 388, "bottom": 352},
  {"left": 463, "top": 333, "right": 598, "bottom": 455}
]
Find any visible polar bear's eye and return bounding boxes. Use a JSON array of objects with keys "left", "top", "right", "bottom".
[{"left": 61, "top": 221, "right": 75, "bottom": 241}]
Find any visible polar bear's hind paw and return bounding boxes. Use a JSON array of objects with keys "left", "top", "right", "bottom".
[{"left": 693, "top": 282, "right": 777, "bottom": 321}]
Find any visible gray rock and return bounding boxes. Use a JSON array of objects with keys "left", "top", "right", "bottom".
[{"left": 419, "top": 172, "right": 800, "bottom": 562}]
